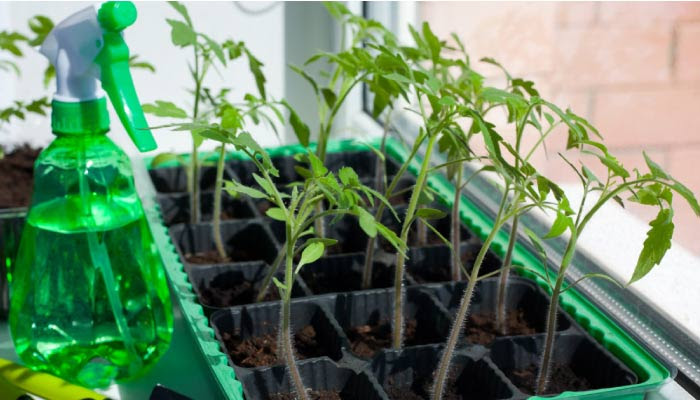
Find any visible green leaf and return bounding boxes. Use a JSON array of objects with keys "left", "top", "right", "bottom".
[
  {"left": 438, "top": 96, "right": 456, "bottom": 106},
  {"left": 321, "top": 88, "right": 337, "bottom": 109},
  {"left": 286, "top": 102, "right": 310, "bottom": 147},
  {"left": 670, "top": 180, "right": 700, "bottom": 216},
  {"left": 376, "top": 221, "right": 405, "bottom": 255},
  {"left": 290, "top": 64, "right": 319, "bottom": 94},
  {"left": 544, "top": 212, "right": 570, "bottom": 239},
  {"left": 643, "top": 151, "right": 670, "bottom": 180},
  {"left": 197, "top": 129, "right": 229, "bottom": 143},
  {"left": 168, "top": 1, "right": 193, "bottom": 26},
  {"left": 200, "top": 33, "right": 226, "bottom": 65},
  {"left": 253, "top": 173, "right": 277, "bottom": 196},
  {"left": 224, "top": 180, "right": 268, "bottom": 199},
  {"left": 221, "top": 107, "right": 242, "bottom": 130},
  {"left": 27, "top": 15, "right": 53, "bottom": 46},
  {"left": 629, "top": 208, "right": 674, "bottom": 284},
  {"left": 415, "top": 208, "right": 447, "bottom": 220},
  {"left": 42, "top": 64, "right": 55, "bottom": 88},
  {"left": 598, "top": 153, "right": 630, "bottom": 179},
  {"left": 358, "top": 208, "right": 377, "bottom": 238},
  {"left": 266, "top": 207, "right": 286, "bottom": 221},
  {"left": 166, "top": 19, "right": 197, "bottom": 47},
  {"left": 296, "top": 242, "right": 325, "bottom": 273},
  {"left": 324, "top": 1, "right": 352, "bottom": 19},
  {"left": 244, "top": 48, "right": 267, "bottom": 100},
  {"left": 307, "top": 152, "right": 328, "bottom": 177},
  {"left": 421, "top": 22, "right": 441, "bottom": 62},
  {"left": 142, "top": 100, "right": 187, "bottom": 118},
  {"left": 150, "top": 152, "right": 186, "bottom": 168},
  {"left": 306, "top": 237, "right": 338, "bottom": 247},
  {"left": 129, "top": 55, "right": 156, "bottom": 73},
  {"left": 338, "top": 167, "right": 360, "bottom": 186}
]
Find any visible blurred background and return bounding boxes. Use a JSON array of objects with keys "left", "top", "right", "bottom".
[{"left": 1, "top": 1, "right": 698, "bottom": 255}]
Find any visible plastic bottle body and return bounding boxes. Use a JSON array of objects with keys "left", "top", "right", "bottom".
[{"left": 9, "top": 133, "right": 173, "bottom": 388}]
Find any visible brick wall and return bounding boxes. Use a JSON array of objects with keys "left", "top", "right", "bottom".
[{"left": 421, "top": 2, "right": 700, "bottom": 254}]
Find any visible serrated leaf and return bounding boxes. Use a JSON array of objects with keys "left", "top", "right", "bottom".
[
  {"left": 358, "top": 208, "right": 377, "bottom": 238},
  {"left": 307, "top": 152, "right": 328, "bottom": 177},
  {"left": 338, "top": 167, "right": 360, "bottom": 186},
  {"left": 266, "top": 207, "right": 286, "bottom": 221},
  {"left": 168, "top": 1, "right": 193, "bottom": 26},
  {"left": 629, "top": 208, "right": 674, "bottom": 284},
  {"left": 244, "top": 48, "right": 267, "bottom": 100},
  {"left": 416, "top": 208, "right": 447, "bottom": 219},
  {"left": 598, "top": 153, "right": 630, "bottom": 179},
  {"left": 142, "top": 100, "right": 187, "bottom": 118},
  {"left": 167, "top": 19, "right": 196, "bottom": 47}
]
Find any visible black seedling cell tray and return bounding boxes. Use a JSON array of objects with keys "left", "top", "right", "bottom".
[
  {"left": 157, "top": 191, "right": 257, "bottom": 227},
  {"left": 238, "top": 358, "right": 388, "bottom": 400},
  {"left": 370, "top": 344, "right": 517, "bottom": 400},
  {"left": 144, "top": 143, "right": 665, "bottom": 399},
  {"left": 210, "top": 299, "right": 346, "bottom": 370},
  {"left": 300, "top": 253, "right": 394, "bottom": 294},
  {"left": 489, "top": 333, "right": 638, "bottom": 397},
  {"left": 422, "top": 277, "right": 575, "bottom": 346},
  {"left": 186, "top": 261, "right": 311, "bottom": 316},
  {"left": 169, "top": 219, "right": 280, "bottom": 266},
  {"left": 405, "top": 242, "right": 501, "bottom": 284},
  {"left": 329, "top": 287, "right": 452, "bottom": 360},
  {"left": 149, "top": 165, "right": 232, "bottom": 194}
]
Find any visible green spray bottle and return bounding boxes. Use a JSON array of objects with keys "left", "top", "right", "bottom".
[{"left": 9, "top": 1, "right": 173, "bottom": 388}]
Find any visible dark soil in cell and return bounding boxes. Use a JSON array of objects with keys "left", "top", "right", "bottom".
[
  {"left": 301, "top": 263, "right": 393, "bottom": 294},
  {"left": 508, "top": 363, "right": 592, "bottom": 395},
  {"left": 199, "top": 279, "right": 278, "bottom": 308},
  {"left": 185, "top": 250, "right": 228, "bottom": 264},
  {"left": 0, "top": 145, "right": 40, "bottom": 208},
  {"left": 268, "top": 390, "right": 341, "bottom": 400},
  {"left": 385, "top": 370, "right": 460, "bottom": 400},
  {"left": 346, "top": 319, "right": 418, "bottom": 359},
  {"left": 185, "top": 247, "right": 259, "bottom": 264},
  {"left": 223, "top": 325, "right": 326, "bottom": 368},
  {"left": 466, "top": 310, "right": 537, "bottom": 345}
]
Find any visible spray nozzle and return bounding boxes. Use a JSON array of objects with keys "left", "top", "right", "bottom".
[{"left": 40, "top": 1, "right": 156, "bottom": 152}]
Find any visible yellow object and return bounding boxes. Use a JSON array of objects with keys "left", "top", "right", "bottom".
[{"left": 0, "top": 358, "right": 108, "bottom": 400}]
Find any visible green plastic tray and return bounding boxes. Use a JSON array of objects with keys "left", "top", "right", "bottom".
[{"left": 138, "top": 137, "right": 669, "bottom": 400}]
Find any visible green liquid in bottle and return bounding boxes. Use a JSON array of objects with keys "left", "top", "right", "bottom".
[{"left": 9, "top": 134, "right": 173, "bottom": 388}]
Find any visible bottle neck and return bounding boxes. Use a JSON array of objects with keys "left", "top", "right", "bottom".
[{"left": 51, "top": 97, "right": 110, "bottom": 136}]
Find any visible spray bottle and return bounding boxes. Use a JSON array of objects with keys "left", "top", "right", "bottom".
[{"left": 9, "top": 1, "right": 173, "bottom": 388}]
